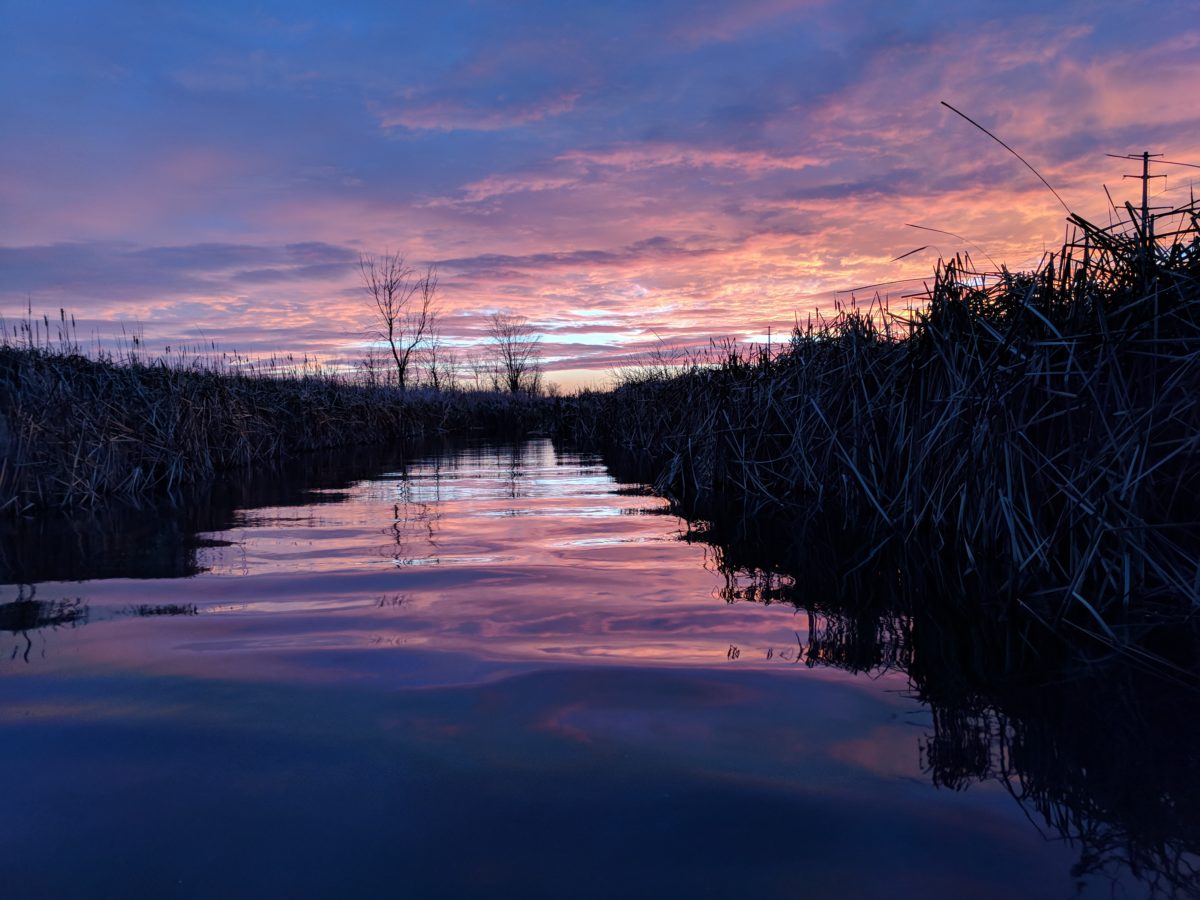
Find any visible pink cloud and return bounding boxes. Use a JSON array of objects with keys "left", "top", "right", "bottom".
[
  {"left": 376, "top": 90, "right": 581, "bottom": 132},
  {"left": 673, "top": 0, "right": 828, "bottom": 44},
  {"left": 560, "top": 144, "right": 826, "bottom": 175}
]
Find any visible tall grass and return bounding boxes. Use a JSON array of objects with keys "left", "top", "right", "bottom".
[
  {"left": 561, "top": 195, "right": 1200, "bottom": 661},
  {"left": 682, "top": 509, "right": 1200, "bottom": 896},
  {"left": 0, "top": 323, "right": 549, "bottom": 513}
]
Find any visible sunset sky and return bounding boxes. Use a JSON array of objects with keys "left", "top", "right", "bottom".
[{"left": 2, "top": 0, "right": 1198, "bottom": 387}]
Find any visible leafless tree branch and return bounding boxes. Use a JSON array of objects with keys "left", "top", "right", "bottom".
[
  {"left": 359, "top": 252, "right": 438, "bottom": 391},
  {"left": 487, "top": 313, "right": 542, "bottom": 395}
]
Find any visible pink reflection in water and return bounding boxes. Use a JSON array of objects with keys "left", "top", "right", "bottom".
[{"left": 2, "top": 440, "right": 819, "bottom": 683}]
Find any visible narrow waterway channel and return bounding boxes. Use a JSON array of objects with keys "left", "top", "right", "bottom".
[{"left": 0, "top": 440, "right": 1189, "bottom": 898}]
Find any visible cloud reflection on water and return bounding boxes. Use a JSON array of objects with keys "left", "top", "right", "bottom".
[
  {"left": 1, "top": 440, "right": 818, "bottom": 681},
  {"left": 0, "top": 439, "right": 1166, "bottom": 897}
]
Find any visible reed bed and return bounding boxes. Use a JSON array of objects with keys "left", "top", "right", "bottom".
[
  {"left": 0, "top": 335, "right": 548, "bottom": 513},
  {"left": 650, "top": 481, "right": 1200, "bottom": 895},
  {"left": 562, "top": 196, "right": 1200, "bottom": 662}
]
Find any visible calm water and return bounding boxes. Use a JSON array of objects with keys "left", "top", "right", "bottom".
[{"left": 0, "top": 440, "right": 1192, "bottom": 898}]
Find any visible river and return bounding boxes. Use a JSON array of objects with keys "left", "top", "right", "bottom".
[{"left": 0, "top": 440, "right": 1192, "bottom": 898}]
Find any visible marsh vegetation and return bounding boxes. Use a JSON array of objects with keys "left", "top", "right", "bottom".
[
  {"left": 562, "top": 192, "right": 1200, "bottom": 675},
  {"left": 0, "top": 322, "right": 549, "bottom": 513}
]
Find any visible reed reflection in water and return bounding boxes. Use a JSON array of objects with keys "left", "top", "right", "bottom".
[{"left": 0, "top": 439, "right": 1193, "bottom": 898}]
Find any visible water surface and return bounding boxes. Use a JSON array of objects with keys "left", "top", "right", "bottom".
[{"left": 0, "top": 440, "right": 1191, "bottom": 898}]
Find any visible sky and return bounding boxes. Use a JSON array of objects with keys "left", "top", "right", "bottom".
[{"left": 2, "top": 0, "right": 1198, "bottom": 387}]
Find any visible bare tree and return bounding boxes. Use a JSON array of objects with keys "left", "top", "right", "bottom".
[
  {"left": 423, "top": 332, "right": 444, "bottom": 391},
  {"left": 356, "top": 345, "right": 392, "bottom": 388},
  {"left": 487, "top": 312, "right": 542, "bottom": 394},
  {"left": 359, "top": 252, "right": 438, "bottom": 391},
  {"left": 465, "top": 354, "right": 493, "bottom": 392},
  {"left": 422, "top": 329, "right": 461, "bottom": 392}
]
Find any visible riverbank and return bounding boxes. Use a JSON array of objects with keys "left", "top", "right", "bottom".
[
  {"left": 0, "top": 345, "right": 547, "bottom": 513},
  {"left": 559, "top": 197, "right": 1200, "bottom": 670}
]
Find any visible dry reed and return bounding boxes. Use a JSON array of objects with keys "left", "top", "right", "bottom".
[
  {"left": 561, "top": 194, "right": 1200, "bottom": 660},
  {"left": 0, "top": 327, "right": 548, "bottom": 513}
]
